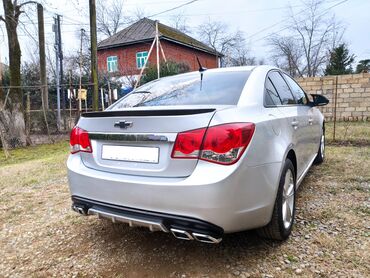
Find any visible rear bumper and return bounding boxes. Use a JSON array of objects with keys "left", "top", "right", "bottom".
[
  {"left": 72, "top": 196, "right": 223, "bottom": 240},
  {"left": 67, "top": 155, "right": 282, "bottom": 233}
]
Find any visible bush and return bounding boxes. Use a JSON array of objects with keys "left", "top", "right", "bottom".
[{"left": 141, "top": 60, "right": 190, "bottom": 85}]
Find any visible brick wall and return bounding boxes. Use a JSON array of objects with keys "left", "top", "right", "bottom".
[
  {"left": 296, "top": 73, "right": 370, "bottom": 121},
  {"left": 97, "top": 39, "right": 218, "bottom": 75}
]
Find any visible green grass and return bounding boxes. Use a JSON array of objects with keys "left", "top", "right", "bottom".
[
  {"left": 325, "top": 121, "right": 370, "bottom": 144},
  {"left": 0, "top": 140, "right": 69, "bottom": 166}
]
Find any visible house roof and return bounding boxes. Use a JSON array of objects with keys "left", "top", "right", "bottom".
[{"left": 97, "top": 18, "right": 221, "bottom": 56}]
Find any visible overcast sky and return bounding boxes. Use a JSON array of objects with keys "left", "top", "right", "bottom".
[{"left": 0, "top": 0, "right": 369, "bottom": 67}]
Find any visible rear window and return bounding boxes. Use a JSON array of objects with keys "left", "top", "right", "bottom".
[{"left": 109, "top": 71, "right": 250, "bottom": 109}]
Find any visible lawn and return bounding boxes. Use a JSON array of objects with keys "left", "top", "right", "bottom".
[{"left": 0, "top": 122, "right": 369, "bottom": 277}]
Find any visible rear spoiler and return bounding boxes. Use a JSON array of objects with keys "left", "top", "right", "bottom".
[{"left": 81, "top": 109, "right": 216, "bottom": 118}]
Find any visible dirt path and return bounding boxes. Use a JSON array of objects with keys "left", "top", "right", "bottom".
[{"left": 0, "top": 144, "right": 369, "bottom": 277}]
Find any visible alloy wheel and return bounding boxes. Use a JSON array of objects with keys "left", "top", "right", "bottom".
[{"left": 282, "top": 169, "right": 295, "bottom": 229}]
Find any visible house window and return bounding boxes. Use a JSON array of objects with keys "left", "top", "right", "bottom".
[
  {"left": 107, "top": 56, "right": 118, "bottom": 72},
  {"left": 136, "top": 51, "right": 148, "bottom": 69}
]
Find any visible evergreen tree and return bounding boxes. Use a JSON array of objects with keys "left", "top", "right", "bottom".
[
  {"left": 325, "top": 44, "right": 355, "bottom": 75},
  {"left": 355, "top": 59, "right": 370, "bottom": 73}
]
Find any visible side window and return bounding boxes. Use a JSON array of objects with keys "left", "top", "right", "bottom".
[
  {"left": 283, "top": 73, "right": 308, "bottom": 105},
  {"left": 107, "top": 56, "right": 118, "bottom": 72},
  {"left": 268, "top": 71, "right": 296, "bottom": 105},
  {"left": 265, "top": 77, "right": 282, "bottom": 106},
  {"left": 136, "top": 51, "right": 149, "bottom": 69}
]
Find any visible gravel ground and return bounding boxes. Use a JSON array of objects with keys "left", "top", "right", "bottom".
[{"left": 0, "top": 142, "right": 369, "bottom": 277}]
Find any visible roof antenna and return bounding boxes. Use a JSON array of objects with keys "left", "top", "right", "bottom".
[{"left": 196, "top": 56, "right": 207, "bottom": 90}]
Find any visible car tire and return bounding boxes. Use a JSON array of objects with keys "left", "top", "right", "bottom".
[
  {"left": 257, "top": 159, "right": 296, "bottom": 240},
  {"left": 314, "top": 125, "right": 325, "bottom": 165}
]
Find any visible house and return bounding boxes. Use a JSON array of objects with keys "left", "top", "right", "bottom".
[{"left": 97, "top": 18, "right": 221, "bottom": 82}]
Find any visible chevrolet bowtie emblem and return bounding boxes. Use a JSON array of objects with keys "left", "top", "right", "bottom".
[{"left": 114, "top": 120, "right": 133, "bottom": 129}]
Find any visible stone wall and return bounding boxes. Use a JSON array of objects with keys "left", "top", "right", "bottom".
[{"left": 296, "top": 73, "right": 370, "bottom": 121}]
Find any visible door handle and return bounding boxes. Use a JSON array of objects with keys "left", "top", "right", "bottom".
[
  {"left": 308, "top": 118, "right": 314, "bottom": 125},
  {"left": 291, "top": 120, "right": 299, "bottom": 129}
]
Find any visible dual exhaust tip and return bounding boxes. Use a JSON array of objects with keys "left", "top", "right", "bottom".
[
  {"left": 170, "top": 228, "right": 222, "bottom": 244},
  {"left": 72, "top": 205, "right": 222, "bottom": 244}
]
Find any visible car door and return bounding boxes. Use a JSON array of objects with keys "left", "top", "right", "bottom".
[
  {"left": 268, "top": 71, "right": 307, "bottom": 179},
  {"left": 282, "top": 73, "right": 320, "bottom": 164}
]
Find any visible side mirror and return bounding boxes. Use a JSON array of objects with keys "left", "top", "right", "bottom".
[{"left": 309, "top": 94, "right": 329, "bottom": 107}]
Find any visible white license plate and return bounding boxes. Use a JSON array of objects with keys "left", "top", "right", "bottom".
[{"left": 101, "top": 145, "right": 159, "bottom": 163}]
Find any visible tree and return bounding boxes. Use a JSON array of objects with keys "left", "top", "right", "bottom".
[
  {"left": 268, "top": 0, "right": 344, "bottom": 77},
  {"left": 325, "top": 43, "right": 354, "bottom": 75},
  {"left": 168, "top": 12, "right": 190, "bottom": 34},
  {"left": 96, "top": 0, "right": 126, "bottom": 37},
  {"left": 0, "top": 0, "right": 37, "bottom": 147},
  {"left": 197, "top": 20, "right": 250, "bottom": 67},
  {"left": 355, "top": 59, "right": 370, "bottom": 73},
  {"left": 227, "top": 32, "right": 256, "bottom": 66},
  {"left": 269, "top": 36, "right": 304, "bottom": 77}
]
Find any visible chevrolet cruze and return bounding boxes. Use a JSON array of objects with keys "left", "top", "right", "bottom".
[{"left": 67, "top": 65, "right": 328, "bottom": 243}]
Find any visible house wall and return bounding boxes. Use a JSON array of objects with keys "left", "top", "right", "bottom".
[
  {"left": 296, "top": 73, "right": 370, "bottom": 121},
  {"left": 97, "top": 39, "right": 218, "bottom": 76}
]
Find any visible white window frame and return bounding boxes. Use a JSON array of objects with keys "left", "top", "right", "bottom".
[
  {"left": 107, "top": 56, "right": 118, "bottom": 72},
  {"left": 136, "top": 51, "right": 149, "bottom": 69}
]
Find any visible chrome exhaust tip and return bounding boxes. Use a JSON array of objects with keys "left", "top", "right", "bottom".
[
  {"left": 72, "top": 205, "right": 88, "bottom": 215},
  {"left": 192, "top": 232, "right": 222, "bottom": 244},
  {"left": 170, "top": 228, "right": 193, "bottom": 241}
]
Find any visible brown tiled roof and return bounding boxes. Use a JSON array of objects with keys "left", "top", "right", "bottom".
[{"left": 97, "top": 18, "right": 220, "bottom": 56}]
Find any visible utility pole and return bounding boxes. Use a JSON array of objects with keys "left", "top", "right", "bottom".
[
  {"left": 57, "top": 15, "right": 66, "bottom": 129},
  {"left": 89, "top": 0, "right": 99, "bottom": 111},
  {"left": 37, "top": 4, "right": 48, "bottom": 111},
  {"left": 79, "top": 28, "right": 85, "bottom": 114},
  {"left": 53, "top": 16, "right": 61, "bottom": 130},
  {"left": 155, "top": 20, "right": 160, "bottom": 79}
]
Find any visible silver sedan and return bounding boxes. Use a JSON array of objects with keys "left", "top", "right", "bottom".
[{"left": 67, "top": 65, "right": 328, "bottom": 244}]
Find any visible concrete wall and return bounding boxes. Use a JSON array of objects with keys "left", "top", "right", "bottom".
[{"left": 296, "top": 73, "right": 370, "bottom": 121}]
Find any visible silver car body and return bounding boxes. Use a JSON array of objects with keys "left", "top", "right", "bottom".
[{"left": 67, "top": 65, "right": 324, "bottom": 239}]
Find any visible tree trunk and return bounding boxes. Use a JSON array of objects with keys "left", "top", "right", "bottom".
[{"left": 1, "top": 0, "right": 28, "bottom": 147}]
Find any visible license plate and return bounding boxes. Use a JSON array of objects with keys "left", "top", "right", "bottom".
[{"left": 101, "top": 145, "right": 159, "bottom": 163}]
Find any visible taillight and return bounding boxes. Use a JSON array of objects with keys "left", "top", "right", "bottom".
[
  {"left": 171, "top": 123, "right": 255, "bottom": 165},
  {"left": 171, "top": 128, "right": 206, "bottom": 158},
  {"left": 70, "top": 126, "right": 92, "bottom": 154},
  {"left": 201, "top": 123, "right": 255, "bottom": 165}
]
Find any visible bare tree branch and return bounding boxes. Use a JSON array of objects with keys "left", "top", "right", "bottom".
[
  {"left": 196, "top": 20, "right": 253, "bottom": 67},
  {"left": 96, "top": 0, "right": 128, "bottom": 37},
  {"left": 268, "top": 0, "right": 344, "bottom": 77}
]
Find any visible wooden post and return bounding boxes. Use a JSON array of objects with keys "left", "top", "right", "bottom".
[
  {"left": 333, "top": 76, "right": 338, "bottom": 141},
  {"left": 155, "top": 20, "right": 160, "bottom": 79},
  {"left": 25, "top": 92, "right": 31, "bottom": 145},
  {"left": 100, "top": 88, "right": 105, "bottom": 111},
  {"left": 37, "top": 3, "right": 48, "bottom": 111},
  {"left": 107, "top": 78, "right": 112, "bottom": 106},
  {"left": 89, "top": 0, "right": 99, "bottom": 111},
  {"left": 54, "top": 16, "right": 61, "bottom": 130},
  {"left": 69, "top": 70, "right": 72, "bottom": 118},
  {"left": 158, "top": 40, "right": 167, "bottom": 62},
  {"left": 57, "top": 14, "right": 66, "bottom": 129},
  {"left": 79, "top": 28, "right": 85, "bottom": 114}
]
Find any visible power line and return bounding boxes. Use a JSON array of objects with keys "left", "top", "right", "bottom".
[
  {"left": 147, "top": 0, "right": 200, "bottom": 18},
  {"left": 250, "top": 0, "right": 349, "bottom": 42}
]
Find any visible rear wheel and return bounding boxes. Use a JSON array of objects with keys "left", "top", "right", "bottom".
[
  {"left": 257, "top": 159, "right": 296, "bottom": 240},
  {"left": 314, "top": 126, "right": 325, "bottom": 165}
]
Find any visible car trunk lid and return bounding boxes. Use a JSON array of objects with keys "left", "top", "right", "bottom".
[{"left": 77, "top": 106, "right": 227, "bottom": 178}]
